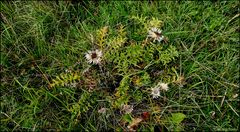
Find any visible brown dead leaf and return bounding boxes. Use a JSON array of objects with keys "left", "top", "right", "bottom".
[
  {"left": 173, "top": 75, "right": 187, "bottom": 86},
  {"left": 127, "top": 118, "right": 143, "bottom": 131}
]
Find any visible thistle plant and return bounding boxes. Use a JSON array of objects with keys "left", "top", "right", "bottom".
[{"left": 49, "top": 16, "right": 180, "bottom": 130}]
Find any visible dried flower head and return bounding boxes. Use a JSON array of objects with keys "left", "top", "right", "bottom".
[
  {"left": 159, "top": 83, "right": 169, "bottom": 91},
  {"left": 121, "top": 104, "right": 134, "bottom": 114},
  {"left": 151, "top": 87, "right": 160, "bottom": 99},
  {"left": 147, "top": 27, "right": 165, "bottom": 42},
  {"left": 173, "top": 75, "right": 186, "bottom": 87},
  {"left": 98, "top": 107, "right": 107, "bottom": 114},
  {"left": 85, "top": 49, "right": 103, "bottom": 64},
  {"left": 233, "top": 94, "right": 238, "bottom": 99}
]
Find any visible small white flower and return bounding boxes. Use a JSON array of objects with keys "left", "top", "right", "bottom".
[
  {"left": 85, "top": 49, "right": 103, "bottom": 64},
  {"left": 151, "top": 82, "right": 169, "bottom": 98},
  {"left": 98, "top": 107, "right": 107, "bottom": 114},
  {"left": 121, "top": 104, "right": 134, "bottom": 114},
  {"left": 147, "top": 27, "right": 165, "bottom": 42},
  {"left": 159, "top": 83, "right": 169, "bottom": 91},
  {"left": 151, "top": 87, "right": 160, "bottom": 98}
]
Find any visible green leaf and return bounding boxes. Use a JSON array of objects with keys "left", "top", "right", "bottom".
[
  {"left": 122, "top": 114, "right": 132, "bottom": 123},
  {"left": 171, "top": 113, "right": 186, "bottom": 125}
]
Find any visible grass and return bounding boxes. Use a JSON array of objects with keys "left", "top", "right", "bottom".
[{"left": 1, "top": 1, "right": 239, "bottom": 131}]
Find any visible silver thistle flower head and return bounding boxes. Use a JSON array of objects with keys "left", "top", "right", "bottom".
[
  {"left": 159, "top": 82, "right": 169, "bottom": 91},
  {"left": 85, "top": 49, "right": 103, "bottom": 64},
  {"left": 147, "top": 27, "right": 165, "bottom": 42},
  {"left": 151, "top": 87, "right": 160, "bottom": 99}
]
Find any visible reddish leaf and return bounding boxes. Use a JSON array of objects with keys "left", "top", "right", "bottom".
[{"left": 141, "top": 112, "right": 150, "bottom": 120}]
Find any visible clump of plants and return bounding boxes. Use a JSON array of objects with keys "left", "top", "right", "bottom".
[{"left": 50, "top": 16, "right": 185, "bottom": 131}]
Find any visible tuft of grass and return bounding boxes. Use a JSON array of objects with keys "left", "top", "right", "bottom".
[{"left": 1, "top": 1, "right": 239, "bottom": 131}]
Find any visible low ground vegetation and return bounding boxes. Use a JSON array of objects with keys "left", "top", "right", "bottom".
[{"left": 1, "top": 1, "right": 239, "bottom": 131}]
